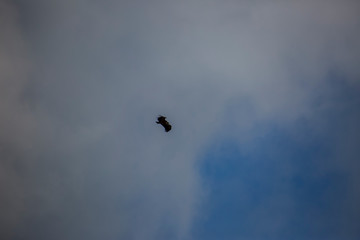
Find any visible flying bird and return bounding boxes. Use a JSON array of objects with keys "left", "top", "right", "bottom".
[{"left": 156, "top": 115, "right": 172, "bottom": 132}]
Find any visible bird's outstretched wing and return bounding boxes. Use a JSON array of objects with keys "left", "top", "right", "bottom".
[
  {"left": 164, "top": 124, "right": 171, "bottom": 132},
  {"left": 156, "top": 115, "right": 166, "bottom": 123}
]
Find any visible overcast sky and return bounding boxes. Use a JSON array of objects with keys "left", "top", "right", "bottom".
[{"left": 1, "top": 0, "right": 359, "bottom": 239}]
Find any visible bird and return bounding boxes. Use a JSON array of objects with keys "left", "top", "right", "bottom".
[{"left": 156, "top": 115, "right": 172, "bottom": 132}]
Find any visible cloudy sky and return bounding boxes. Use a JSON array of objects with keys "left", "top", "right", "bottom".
[{"left": 1, "top": 0, "right": 359, "bottom": 239}]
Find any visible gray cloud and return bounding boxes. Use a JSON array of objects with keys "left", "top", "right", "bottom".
[{"left": 1, "top": 0, "right": 359, "bottom": 239}]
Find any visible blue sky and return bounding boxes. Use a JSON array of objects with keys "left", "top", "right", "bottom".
[
  {"left": 192, "top": 75, "right": 360, "bottom": 240},
  {"left": 1, "top": 0, "right": 360, "bottom": 239},
  {"left": 193, "top": 77, "right": 360, "bottom": 240}
]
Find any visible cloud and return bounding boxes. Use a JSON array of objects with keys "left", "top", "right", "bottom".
[
  {"left": 0, "top": 1, "right": 37, "bottom": 237},
  {"left": 1, "top": 0, "right": 359, "bottom": 239}
]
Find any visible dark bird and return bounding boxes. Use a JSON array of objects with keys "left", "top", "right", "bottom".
[{"left": 156, "top": 115, "right": 172, "bottom": 132}]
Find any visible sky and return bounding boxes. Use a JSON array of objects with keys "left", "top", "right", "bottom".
[{"left": 0, "top": 0, "right": 359, "bottom": 239}]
